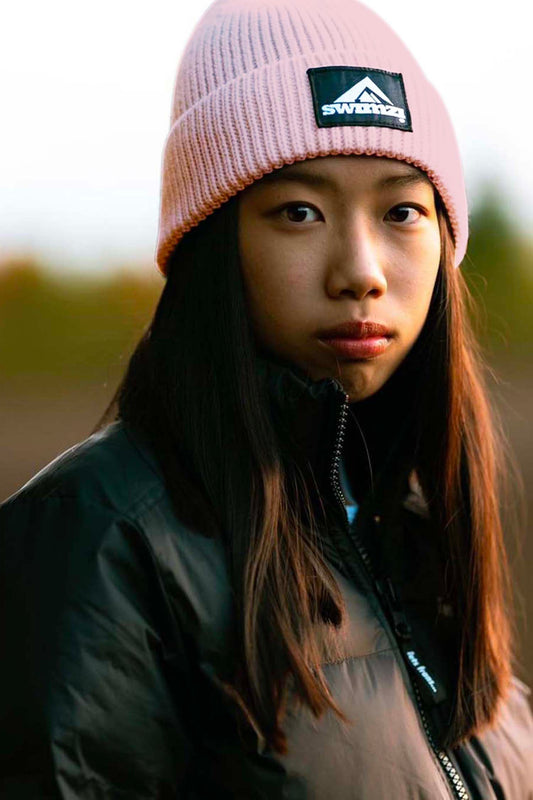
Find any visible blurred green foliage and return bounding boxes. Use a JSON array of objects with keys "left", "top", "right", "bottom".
[
  {"left": 1, "top": 185, "right": 532, "bottom": 385},
  {"left": 0, "top": 260, "right": 163, "bottom": 385},
  {"left": 461, "top": 178, "right": 533, "bottom": 354}
]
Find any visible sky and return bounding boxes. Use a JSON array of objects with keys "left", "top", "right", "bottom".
[{"left": 1, "top": 0, "right": 531, "bottom": 273}]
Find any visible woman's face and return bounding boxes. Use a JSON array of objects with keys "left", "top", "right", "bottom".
[{"left": 238, "top": 155, "right": 441, "bottom": 402}]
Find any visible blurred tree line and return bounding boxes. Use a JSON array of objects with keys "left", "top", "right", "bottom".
[
  {"left": 462, "top": 178, "right": 533, "bottom": 355},
  {"left": 1, "top": 183, "right": 532, "bottom": 390},
  {"left": 0, "top": 259, "right": 163, "bottom": 388}
]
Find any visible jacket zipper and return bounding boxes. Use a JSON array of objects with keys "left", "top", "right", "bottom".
[{"left": 328, "top": 392, "right": 470, "bottom": 800}]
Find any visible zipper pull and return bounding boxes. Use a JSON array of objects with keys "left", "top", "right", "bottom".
[{"left": 376, "top": 577, "right": 447, "bottom": 706}]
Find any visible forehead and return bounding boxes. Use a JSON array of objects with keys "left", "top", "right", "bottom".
[{"left": 254, "top": 156, "right": 433, "bottom": 192}]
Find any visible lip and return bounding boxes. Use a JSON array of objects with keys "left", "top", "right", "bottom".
[
  {"left": 317, "top": 320, "right": 394, "bottom": 361},
  {"left": 320, "top": 337, "right": 391, "bottom": 359},
  {"left": 318, "top": 320, "right": 393, "bottom": 339}
]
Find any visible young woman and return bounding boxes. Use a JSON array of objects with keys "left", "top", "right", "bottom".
[{"left": 1, "top": 0, "right": 532, "bottom": 797}]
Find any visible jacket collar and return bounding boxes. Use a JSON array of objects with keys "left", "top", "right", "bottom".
[
  {"left": 122, "top": 351, "right": 429, "bottom": 526},
  {"left": 254, "top": 353, "right": 347, "bottom": 500},
  {"left": 254, "top": 352, "right": 429, "bottom": 523}
]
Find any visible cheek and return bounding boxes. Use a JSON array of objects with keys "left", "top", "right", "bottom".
[{"left": 243, "top": 251, "right": 314, "bottom": 322}]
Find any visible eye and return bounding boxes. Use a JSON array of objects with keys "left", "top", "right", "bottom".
[
  {"left": 278, "top": 203, "right": 322, "bottom": 224},
  {"left": 386, "top": 204, "right": 424, "bottom": 225}
]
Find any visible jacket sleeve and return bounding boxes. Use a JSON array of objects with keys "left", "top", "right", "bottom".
[{"left": 0, "top": 492, "right": 195, "bottom": 798}]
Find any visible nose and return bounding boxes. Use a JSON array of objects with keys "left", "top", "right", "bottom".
[{"left": 325, "top": 219, "right": 387, "bottom": 301}]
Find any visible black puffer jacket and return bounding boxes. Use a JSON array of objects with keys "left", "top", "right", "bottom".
[{"left": 1, "top": 357, "right": 533, "bottom": 799}]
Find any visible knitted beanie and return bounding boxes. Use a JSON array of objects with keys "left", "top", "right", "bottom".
[{"left": 156, "top": 0, "right": 468, "bottom": 275}]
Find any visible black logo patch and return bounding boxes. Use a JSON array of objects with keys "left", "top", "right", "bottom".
[{"left": 307, "top": 66, "right": 412, "bottom": 132}]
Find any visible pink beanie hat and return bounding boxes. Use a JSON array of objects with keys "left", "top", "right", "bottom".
[{"left": 156, "top": 0, "right": 468, "bottom": 275}]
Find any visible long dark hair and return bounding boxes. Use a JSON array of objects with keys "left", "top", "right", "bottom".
[{"left": 93, "top": 181, "right": 519, "bottom": 753}]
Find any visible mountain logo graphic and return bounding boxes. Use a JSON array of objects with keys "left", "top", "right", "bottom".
[
  {"left": 322, "top": 75, "right": 406, "bottom": 123},
  {"left": 333, "top": 76, "right": 394, "bottom": 105}
]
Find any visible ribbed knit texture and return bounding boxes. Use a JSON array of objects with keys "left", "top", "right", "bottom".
[{"left": 156, "top": 0, "right": 468, "bottom": 275}]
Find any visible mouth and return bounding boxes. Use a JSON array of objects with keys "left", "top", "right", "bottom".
[
  {"left": 318, "top": 336, "right": 392, "bottom": 360},
  {"left": 317, "top": 319, "right": 394, "bottom": 360}
]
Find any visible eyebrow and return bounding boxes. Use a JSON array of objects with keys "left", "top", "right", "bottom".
[{"left": 258, "top": 165, "right": 432, "bottom": 191}]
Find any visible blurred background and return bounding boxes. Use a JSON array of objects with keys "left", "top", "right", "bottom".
[{"left": 1, "top": 1, "right": 532, "bottom": 686}]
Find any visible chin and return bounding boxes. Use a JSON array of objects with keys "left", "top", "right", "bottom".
[{"left": 337, "top": 366, "right": 388, "bottom": 402}]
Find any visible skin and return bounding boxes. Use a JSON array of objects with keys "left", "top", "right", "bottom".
[{"left": 237, "top": 154, "right": 441, "bottom": 403}]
